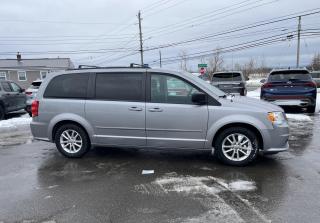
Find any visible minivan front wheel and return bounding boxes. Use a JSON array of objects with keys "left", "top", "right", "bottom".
[
  {"left": 55, "top": 124, "right": 90, "bottom": 158},
  {"left": 214, "top": 127, "right": 258, "bottom": 166}
]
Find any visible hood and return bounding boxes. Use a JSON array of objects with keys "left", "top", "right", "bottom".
[{"left": 219, "top": 95, "right": 284, "bottom": 112}]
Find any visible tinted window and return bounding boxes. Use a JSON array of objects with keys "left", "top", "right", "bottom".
[
  {"left": 212, "top": 73, "right": 242, "bottom": 82},
  {"left": 268, "top": 71, "right": 311, "bottom": 82},
  {"left": 10, "top": 82, "right": 21, "bottom": 92},
  {"left": 95, "top": 73, "right": 144, "bottom": 101},
  {"left": 151, "top": 74, "right": 200, "bottom": 104},
  {"left": 44, "top": 73, "right": 89, "bottom": 98},
  {"left": 1, "top": 82, "right": 12, "bottom": 92}
]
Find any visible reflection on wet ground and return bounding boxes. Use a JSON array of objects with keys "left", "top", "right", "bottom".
[{"left": 0, "top": 112, "right": 319, "bottom": 222}]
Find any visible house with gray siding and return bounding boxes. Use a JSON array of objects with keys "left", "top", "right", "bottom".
[{"left": 0, "top": 54, "right": 74, "bottom": 89}]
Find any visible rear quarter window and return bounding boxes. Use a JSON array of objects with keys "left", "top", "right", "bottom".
[{"left": 44, "top": 73, "right": 89, "bottom": 99}]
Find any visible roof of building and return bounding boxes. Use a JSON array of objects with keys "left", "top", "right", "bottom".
[{"left": 0, "top": 58, "right": 74, "bottom": 70}]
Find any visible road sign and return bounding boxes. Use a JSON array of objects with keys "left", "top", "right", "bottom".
[{"left": 198, "top": 64, "right": 207, "bottom": 68}]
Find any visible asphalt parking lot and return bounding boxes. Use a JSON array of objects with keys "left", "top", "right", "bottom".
[{"left": 0, "top": 110, "right": 320, "bottom": 223}]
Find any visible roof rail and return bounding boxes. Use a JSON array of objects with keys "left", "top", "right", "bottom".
[
  {"left": 78, "top": 65, "right": 101, "bottom": 69},
  {"left": 70, "top": 64, "right": 151, "bottom": 70},
  {"left": 130, "top": 63, "right": 150, "bottom": 68}
]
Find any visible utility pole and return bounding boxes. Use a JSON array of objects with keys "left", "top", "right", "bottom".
[
  {"left": 138, "top": 11, "right": 144, "bottom": 66},
  {"left": 159, "top": 50, "right": 162, "bottom": 68},
  {"left": 296, "top": 16, "right": 301, "bottom": 68}
]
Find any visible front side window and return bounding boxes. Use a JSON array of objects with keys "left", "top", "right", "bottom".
[
  {"left": 95, "top": 73, "right": 144, "bottom": 102},
  {"left": 0, "top": 72, "right": 6, "bottom": 80},
  {"left": 18, "top": 71, "right": 27, "bottom": 81},
  {"left": 10, "top": 82, "right": 21, "bottom": 92},
  {"left": 1, "top": 82, "right": 12, "bottom": 92},
  {"left": 151, "top": 74, "right": 200, "bottom": 104},
  {"left": 44, "top": 73, "right": 89, "bottom": 98}
]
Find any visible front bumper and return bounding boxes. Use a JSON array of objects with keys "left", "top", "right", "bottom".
[
  {"left": 263, "top": 142, "right": 289, "bottom": 154},
  {"left": 260, "top": 122, "right": 290, "bottom": 153}
]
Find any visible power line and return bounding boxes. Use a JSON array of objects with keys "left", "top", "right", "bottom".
[
  {"left": 149, "top": 30, "right": 320, "bottom": 65},
  {"left": 143, "top": 9, "right": 320, "bottom": 52}
]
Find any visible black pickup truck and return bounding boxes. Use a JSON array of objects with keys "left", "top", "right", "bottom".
[{"left": 0, "top": 80, "right": 27, "bottom": 120}]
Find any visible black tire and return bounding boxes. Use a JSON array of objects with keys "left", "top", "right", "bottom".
[
  {"left": 306, "top": 105, "right": 316, "bottom": 113},
  {"left": 214, "top": 127, "right": 259, "bottom": 166},
  {"left": 0, "top": 106, "right": 5, "bottom": 120},
  {"left": 54, "top": 124, "right": 90, "bottom": 158}
]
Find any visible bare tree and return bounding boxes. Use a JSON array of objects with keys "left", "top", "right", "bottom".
[
  {"left": 242, "top": 58, "right": 256, "bottom": 79},
  {"left": 207, "top": 47, "right": 224, "bottom": 77},
  {"left": 309, "top": 53, "right": 320, "bottom": 70},
  {"left": 179, "top": 50, "right": 189, "bottom": 71}
]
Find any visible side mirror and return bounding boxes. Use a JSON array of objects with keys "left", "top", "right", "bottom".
[
  {"left": 20, "top": 88, "right": 25, "bottom": 93},
  {"left": 260, "top": 79, "right": 266, "bottom": 84},
  {"left": 192, "top": 92, "right": 207, "bottom": 105}
]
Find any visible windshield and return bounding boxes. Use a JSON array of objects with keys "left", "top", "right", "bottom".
[
  {"left": 184, "top": 71, "right": 226, "bottom": 97},
  {"left": 268, "top": 71, "right": 311, "bottom": 82},
  {"left": 212, "top": 73, "right": 242, "bottom": 82}
]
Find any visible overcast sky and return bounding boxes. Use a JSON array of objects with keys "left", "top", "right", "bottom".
[{"left": 0, "top": 0, "right": 319, "bottom": 70}]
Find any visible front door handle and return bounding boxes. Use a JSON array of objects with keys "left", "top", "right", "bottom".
[
  {"left": 148, "top": 107, "right": 163, "bottom": 112},
  {"left": 128, "top": 106, "right": 143, "bottom": 111}
]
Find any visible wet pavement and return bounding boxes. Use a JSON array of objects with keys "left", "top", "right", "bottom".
[{"left": 0, "top": 112, "right": 320, "bottom": 223}]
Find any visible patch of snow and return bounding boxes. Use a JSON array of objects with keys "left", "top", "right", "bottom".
[
  {"left": 246, "top": 79, "right": 263, "bottom": 87},
  {"left": 286, "top": 114, "right": 312, "bottom": 121},
  {"left": 228, "top": 180, "right": 256, "bottom": 191},
  {"left": 0, "top": 114, "right": 31, "bottom": 129},
  {"left": 247, "top": 88, "right": 261, "bottom": 99}
]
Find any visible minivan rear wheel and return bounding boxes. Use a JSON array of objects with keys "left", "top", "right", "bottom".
[
  {"left": 214, "top": 127, "right": 258, "bottom": 166},
  {"left": 55, "top": 124, "right": 90, "bottom": 158}
]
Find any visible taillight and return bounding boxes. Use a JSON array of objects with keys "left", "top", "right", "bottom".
[
  {"left": 304, "top": 82, "right": 316, "bottom": 88},
  {"left": 261, "top": 83, "right": 273, "bottom": 89},
  {"left": 31, "top": 100, "right": 39, "bottom": 117},
  {"left": 25, "top": 91, "right": 32, "bottom": 95}
]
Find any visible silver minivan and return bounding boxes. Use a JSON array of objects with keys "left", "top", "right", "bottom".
[{"left": 30, "top": 67, "right": 289, "bottom": 166}]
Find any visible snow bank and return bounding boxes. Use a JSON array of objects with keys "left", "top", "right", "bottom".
[{"left": 0, "top": 114, "right": 31, "bottom": 129}]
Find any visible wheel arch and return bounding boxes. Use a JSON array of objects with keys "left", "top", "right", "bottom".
[
  {"left": 211, "top": 122, "right": 264, "bottom": 151},
  {"left": 48, "top": 113, "right": 94, "bottom": 143}
]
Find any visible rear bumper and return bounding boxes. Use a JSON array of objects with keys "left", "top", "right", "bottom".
[
  {"left": 217, "top": 87, "right": 247, "bottom": 95},
  {"left": 262, "top": 94, "right": 316, "bottom": 107}
]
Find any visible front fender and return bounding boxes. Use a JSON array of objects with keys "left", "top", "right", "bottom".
[
  {"left": 204, "top": 114, "right": 270, "bottom": 149},
  {"left": 48, "top": 113, "right": 94, "bottom": 142}
]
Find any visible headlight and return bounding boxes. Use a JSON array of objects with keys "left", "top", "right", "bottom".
[{"left": 267, "top": 112, "right": 286, "bottom": 125}]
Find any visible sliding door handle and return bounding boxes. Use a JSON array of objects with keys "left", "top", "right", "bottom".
[
  {"left": 148, "top": 107, "right": 163, "bottom": 112},
  {"left": 128, "top": 106, "right": 143, "bottom": 111}
]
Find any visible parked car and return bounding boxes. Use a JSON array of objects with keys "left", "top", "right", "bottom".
[
  {"left": 0, "top": 80, "right": 27, "bottom": 120},
  {"left": 260, "top": 68, "right": 317, "bottom": 113},
  {"left": 25, "top": 80, "right": 42, "bottom": 116},
  {"left": 31, "top": 67, "right": 289, "bottom": 166},
  {"left": 310, "top": 71, "right": 320, "bottom": 88},
  {"left": 211, "top": 71, "right": 247, "bottom": 96}
]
